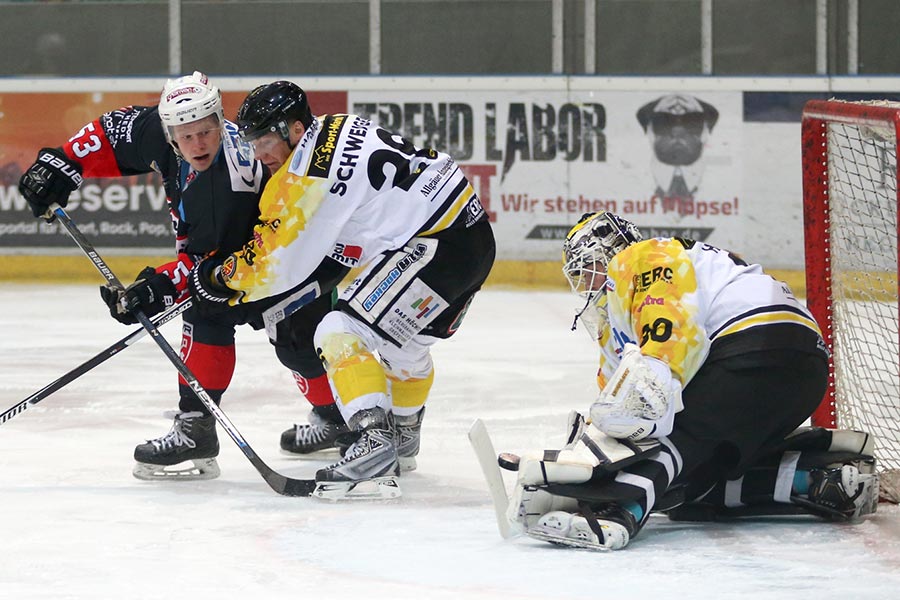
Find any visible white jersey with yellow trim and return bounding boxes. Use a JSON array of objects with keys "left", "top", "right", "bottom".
[
  {"left": 596, "top": 237, "right": 822, "bottom": 390},
  {"left": 221, "top": 114, "right": 484, "bottom": 302}
]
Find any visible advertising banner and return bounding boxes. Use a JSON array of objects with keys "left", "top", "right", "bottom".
[
  {"left": 350, "top": 90, "right": 742, "bottom": 260},
  {"left": 5, "top": 80, "right": 887, "bottom": 270}
]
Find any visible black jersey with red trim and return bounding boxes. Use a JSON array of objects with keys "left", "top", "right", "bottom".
[{"left": 60, "top": 105, "right": 267, "bottom": 257}]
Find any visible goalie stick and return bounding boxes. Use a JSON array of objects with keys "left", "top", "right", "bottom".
[
  {"left": 50, "top": 204, "right": 317, "bottom": 497},
  {"left": 468, "top": 419, "right": 516, "bottom": 539},
  {"left": 0, "top": 297, "right": 191, "bottom": 427}
]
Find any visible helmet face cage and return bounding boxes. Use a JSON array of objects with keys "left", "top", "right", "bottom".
[
  {"left": 236, "top": 81, "right": 311, "bottom": 145},
  {"left": 157, "top": 71, "right": 224, "bottom": 151},
  {"left": 562, "top": 212, "right": 642, "bottom": 301}
]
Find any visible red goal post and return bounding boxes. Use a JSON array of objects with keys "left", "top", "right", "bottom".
[{"left": 802, "top": 98, "right": 900, "bottom": 502}]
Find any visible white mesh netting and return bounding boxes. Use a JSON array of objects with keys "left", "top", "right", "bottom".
[{"left": 826, "top": 103, "right": 900, "bottom": 501}]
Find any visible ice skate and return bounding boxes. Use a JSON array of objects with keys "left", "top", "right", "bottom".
[
  {"left": 805, "top": 463, "right": 879, "bottom": 521},
  {"left": 133, "top": 410, "right": 220, "bottom": 481},
  {"left": 526, "top": 504, "right": 637, "bottom": 551},
  {"left": 280, "top": 403, "right": 349, "bottom": 457},
  {"left": 395, "top": 407, "right": 425, "bottom": 472},
  {"left": 313, "top": 407, "right": 401, "bottom": 500}
]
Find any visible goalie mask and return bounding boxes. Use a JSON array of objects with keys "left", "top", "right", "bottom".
[
  {"left": 158, "top": 71, "right": 224, "bottom": 156},
  {"left": 563, "top": 211, "right": 642, "bottom": 332}
]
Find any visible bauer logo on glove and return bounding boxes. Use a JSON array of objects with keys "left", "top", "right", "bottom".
[{"left": 18, "top": 148, "right": 84, "bottom": 219}]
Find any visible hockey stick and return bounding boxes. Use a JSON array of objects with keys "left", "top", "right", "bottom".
[
  {"left": 0, "top": 297, "right": 191, "bottom": 426},
  {"left": 49, "top": 204, "right": 316, "bottom": 497},
  {"left": 468, "top": 419, "right": 516, "bottom": 539}
]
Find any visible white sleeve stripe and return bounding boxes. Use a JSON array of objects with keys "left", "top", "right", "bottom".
[
  {"left": 615, "top": 471, "right": 655, "bottom": 511},
  {"left": 658, "top": 436, "right": 683, "bottom": 475},
  {"left": 774, "top": 451, "right": 801, "bottom": 503},
  {"left": 724, "top": 477, "right": 745, "bottom": 507}
]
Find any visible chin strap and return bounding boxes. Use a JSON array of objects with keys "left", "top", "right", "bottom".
[{"left": 571, "top": 292, "right": 601, "bottom": 332}]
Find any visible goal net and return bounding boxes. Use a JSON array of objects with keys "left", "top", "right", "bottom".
[{"left": 802, "top": 98, "right": 900, "bottom": 503}]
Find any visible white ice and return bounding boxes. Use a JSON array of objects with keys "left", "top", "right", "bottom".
[{"left": 1, "top": 284, "right": 898, "bottom": 600}]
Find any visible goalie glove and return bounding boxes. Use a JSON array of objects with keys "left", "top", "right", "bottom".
[
  {"left": 18, "top": 148, "right": 84, "bottom": 220},
  {"left": 590, "top": 343, "right": 683, "bottom": 441}
]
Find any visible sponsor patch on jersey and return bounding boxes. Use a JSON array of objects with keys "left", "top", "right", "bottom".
[
  {"left": 360, "top": 242, "right": 433, "bottom": 312},
  {"left": 179, "top": 322, "right": 194, "bottom": 360},
  {"left": 638, "top": 295, "right": 664, "bottom": 311},
  {"left": 379, "top": 280, "right": 447, "bottom": 346},
  {"left": 307, "top": 114, "right": 347, "bottom": 178},
  {"left": 331, "top": 242, "right": 363, "bottom": 266},
  {"left": 221, "top": 255, "right": 237, "bottom": 280},
  {"left": 633, "top": 266, "right": 674, "bottom": 292}
]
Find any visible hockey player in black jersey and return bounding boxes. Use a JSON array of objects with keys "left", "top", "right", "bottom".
[{"left": 18, "top": 72, "right": 349, "bottom": 481}]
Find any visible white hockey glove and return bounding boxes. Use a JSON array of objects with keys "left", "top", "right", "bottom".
[{"left": 590, "top": 343, "right": 683, "bottom": 441}]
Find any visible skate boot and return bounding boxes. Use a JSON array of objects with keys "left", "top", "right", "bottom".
[
  {"left": 133, "top": 410, "right": 220, "bottom": 481},
  {"left": 280, "top": 403, "right": 349, "bottom": 457},
  {"left": 803, "top": 462, "right": 879, "bottom": 521},
  {"left": 526, "top": 504, "right": 638, "bottom": 551},
  {"left": 313, "top": 407, "right": 401, "bottom": 500},
  {"left": 395, "top": 407, "right": 425, "bottom": 472}
]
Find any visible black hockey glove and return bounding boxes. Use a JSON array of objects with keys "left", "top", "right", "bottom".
[
  {"left": 188, "top": 256, "right": 236, "bottom": 307},
  {"left": 18, "top": 148, "right": 84, "bottom": 220},
  {"left": 100, "top": 266, "right": 178, "bottom": 325}
]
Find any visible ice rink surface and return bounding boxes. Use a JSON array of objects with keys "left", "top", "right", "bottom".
[{"left": 1, "top": 284, "right": 899, "bottom": 600}]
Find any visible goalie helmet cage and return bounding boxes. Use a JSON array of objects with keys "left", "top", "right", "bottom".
[{"left": 802, "top": 98, "right": 900, "bottom": 503}]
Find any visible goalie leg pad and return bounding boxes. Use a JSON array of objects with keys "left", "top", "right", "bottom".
[
  {"left": 666, "top": 450, "right": 878, "bottom": 522},
  {"left": 507, "top": 484, "right": 580, "bottom": 531},
  {"left": 515, "top": 411, "right": 662, "bottom": 487},
  {"left": 506, "top": 412, "right": 662, "bottom": 532}
]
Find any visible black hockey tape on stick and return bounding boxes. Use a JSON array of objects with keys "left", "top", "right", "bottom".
[
  {"left": 498, "top": 452, "right": 520, "bottom": 471},
  {"left": 0, "top": 297, "right": 191, "bottom": 426},
  {"left": 49, "top": 204, "right": 317, "bottom": 497}
]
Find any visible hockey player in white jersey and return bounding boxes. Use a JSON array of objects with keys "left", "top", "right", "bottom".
[
  {"left": 187, "top": 81, "right": 496, "bottom": 498},
  {"left": 502, "top": 211, "right": 878, "bottom": 550}
]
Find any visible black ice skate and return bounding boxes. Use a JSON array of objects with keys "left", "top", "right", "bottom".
[
  {"left": 133, "top": 410, "right": 220, "bottom": 481},
  {"left": 802, "top": 463, "right": 879, "bottom": 521},
  {"left": 280, "top": 403, "right": 349, "bottom": 457},
  {"left": 395, "top": 407, "right": 425, "bottom": 472},
  {"left": 313, "top": 407, "right": 400, "bottom": 500}
]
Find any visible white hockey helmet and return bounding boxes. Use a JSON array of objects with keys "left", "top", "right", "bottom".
[
  {"left": 158, "top": 71, "right": 224, "bottom": 151},
  {"left": 562, "top": 211, "right": 642, "bottom": 300}
]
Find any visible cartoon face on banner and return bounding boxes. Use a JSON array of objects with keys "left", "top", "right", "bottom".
[{"left": 636, "top": 94, "right": 720, "bottom": 200}]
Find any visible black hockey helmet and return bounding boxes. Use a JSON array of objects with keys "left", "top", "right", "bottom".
[{"left": 236, "top": 80, "right": 313, "bottom": 143}]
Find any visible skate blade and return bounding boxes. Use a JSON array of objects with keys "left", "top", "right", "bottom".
[
  {"left": 525, "top": 528, "right": 612, "bottom": 551},
  {"left": 313, "top": 476, "right": 402, "bottom": 500},
  {"left": 279, "top": 447, "right": 340, "bottom": 459},
  {"left": 132, "top": 458, "right": 221, "bottom": 481}
]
